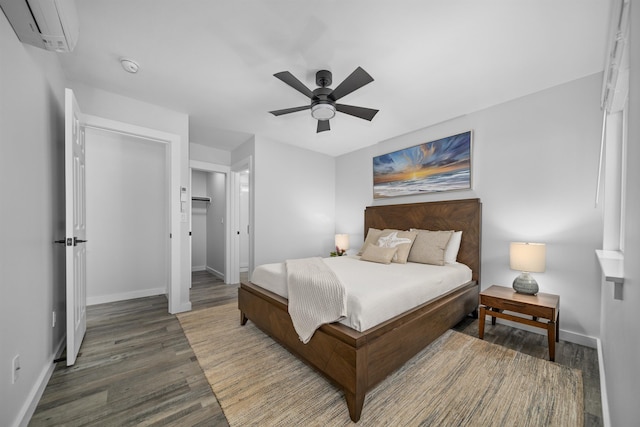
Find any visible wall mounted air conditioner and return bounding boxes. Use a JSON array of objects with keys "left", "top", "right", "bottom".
[{"left": 0, "top": 0, "right": 78, "bottom": 52}]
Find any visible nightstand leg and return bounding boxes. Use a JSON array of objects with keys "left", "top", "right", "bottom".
[
  {"left": 491, "top": 308, "right": 498, "bottom": 325},
  {"left": 479, "top": 305, "right": 486, "bottom": 339},
  {"left": 547, "top": 321, "right": 556, "bottom": 362},
  {"left": 556, "top": 311, "right": 560, "bottom": 342}
]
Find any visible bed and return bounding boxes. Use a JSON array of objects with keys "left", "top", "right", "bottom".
[{"left": 238, "top": 198, "right": 482, "bottom": 422}]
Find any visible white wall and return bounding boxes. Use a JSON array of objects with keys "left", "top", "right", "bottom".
[
  {"left": 191, "top": 170, "right": 208, "bottom": 271},
  {"left": 253, "top": 136, "right": 336, "bottom": 266},
  {"left": 206, "top": 172, "right": 226, "bottom": 276},
  {"left": 85, "top": 129, "right": 167, "bottom": 303},
  {"left": 336, "top": 73, "right": 604, "bottom": 344},
  {"left": 599, "top": 3, "right": 640, "bottom": 425},
  {"left": 0, "top": 14, "right": 67, "bottom": 427},
  {"left": 190, "top": 142, "right": 231, "bottom": 165},
  {"left": 69, "top": 83, "right": 192, "bottom": 313}
]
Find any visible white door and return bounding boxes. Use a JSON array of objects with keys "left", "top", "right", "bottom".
[
  {"left": 65, "top": 88, "right": 87, "bottom": 366},
  {"left": 239, "top": 171, "right": 249, "bottom": 272}
]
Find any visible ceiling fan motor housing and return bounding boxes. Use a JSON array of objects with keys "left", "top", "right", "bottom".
[{"left": 316, "top": 70, "right": 332, "bottom": 87}]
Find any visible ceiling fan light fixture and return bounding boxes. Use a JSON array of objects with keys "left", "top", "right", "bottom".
[{"left": 311, "top": 103, "right": 336, "bottom": 120}]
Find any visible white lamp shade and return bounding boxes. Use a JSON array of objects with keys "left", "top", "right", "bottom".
[
  {"left": 335, "top": 234, "right": 350, "bottom": 251},
  {"left": 510, "top": 242, "right": 546, "bottom": 273}
]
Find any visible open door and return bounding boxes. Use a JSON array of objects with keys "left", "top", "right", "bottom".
[{"left": 64, "top": 88, "right": 87, "bottom": 366}]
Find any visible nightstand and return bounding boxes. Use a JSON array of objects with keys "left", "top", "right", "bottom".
[{"left": 479, "top": 285, "right": 560, "bottom": 361}]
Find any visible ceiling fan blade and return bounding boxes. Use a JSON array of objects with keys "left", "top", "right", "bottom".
[
  {"left": 329, "top": 67, "right": 374, "bottom": 101},
  {"left": 336, "top": 104, "right": 379, "bottom": 121},
  {"left": 317, "top": 120, "right": 330, "bottom": 133},
  {"left": 273, "top": 71, "right": 314, "bottom": 98},
  {"left": 269, "top": 105, "right": 311, "bottom": 116}
]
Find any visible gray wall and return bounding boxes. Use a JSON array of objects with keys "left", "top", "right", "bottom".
[
  {"left": 0, "top": 13, "right": 67, "bottom": 427},
  {"left": 336, "top": 73, "right": 604, "bottom": 345},
  {"left": 206, "top": 172, "right": 226, "bottom": 276}
]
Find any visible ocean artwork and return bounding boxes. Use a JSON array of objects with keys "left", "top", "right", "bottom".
[{"left": 373, "top": 131, "right": 472, "bottom": 199}]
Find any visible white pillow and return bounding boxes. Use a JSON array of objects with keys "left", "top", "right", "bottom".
[
  {"left": 444, "top": 231, "right": 462, "bottom": 264},
  {"left": 376, "top": 229, "right": 418, "bottom": 264}
]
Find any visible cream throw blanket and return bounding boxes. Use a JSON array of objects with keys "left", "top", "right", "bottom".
[{"left": 286, "top": 257, "right": 347, "bottom": 344}]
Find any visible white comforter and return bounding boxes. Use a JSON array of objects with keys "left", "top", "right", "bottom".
[{"left": 251, "top": 255, "right": 472, "bottom": 332}]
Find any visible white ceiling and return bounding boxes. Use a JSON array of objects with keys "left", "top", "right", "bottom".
[{"left": 58, "top": 0, "right": 611, "bottom": 157}]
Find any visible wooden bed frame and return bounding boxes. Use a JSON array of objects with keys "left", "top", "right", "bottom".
[{"left": 238, "top": 198, "right": 482, "bottom": 422}]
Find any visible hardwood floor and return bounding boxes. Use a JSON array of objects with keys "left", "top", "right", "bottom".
[
  {"left": 31, "top": 273, "right": 601, "bottom": 426},
  {"left": 30, "top": 272, "right": 236, "bottom": 427}
]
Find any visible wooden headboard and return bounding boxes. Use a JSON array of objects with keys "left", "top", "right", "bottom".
[{"left": 364, "top": 198, "right": 482, "bottom": 283}]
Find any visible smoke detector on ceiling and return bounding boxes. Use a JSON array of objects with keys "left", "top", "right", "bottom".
[{"left": 120, "top": 58, "right": 139, "bottom": 74}]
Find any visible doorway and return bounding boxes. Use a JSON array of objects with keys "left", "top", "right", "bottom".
[
  {"left": 190, "top": 157, "right": 252, "bottom": 285},
  {"left": 191, "top": 169, "right": 226, "bottom": 279},
  {"left": 85, "top": 128, "right": 167, "bottom": 304}
]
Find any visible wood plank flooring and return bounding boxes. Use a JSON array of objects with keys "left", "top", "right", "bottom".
[
  {"left": 30, "top": 272, "right": 236, "bottom": 427},
  {"left": 30, "top": 272, "right": 601, "bottom": 426}
]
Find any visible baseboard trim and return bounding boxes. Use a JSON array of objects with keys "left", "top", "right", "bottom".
[
  {"left": 170, "top": 301, "right": 192, "bottom": 314},
  {"left": 206, "top": 266, "right": 224, "bottom": 280},
  {"left": 192, "top": 265, "right": 206, "bottom": 272},
  {"left": 494, "top": 318, "right": 597, "bottom": 348},
  {"left": 87, "top": 288, "right": 166, "bottom": 306},
  {"left": 559, "top": 329, "right": 597, "bottom": 348},
  {"left": 15, "top": 336, "right": 66, "bottom": 427},
  {"left": 597, "top": 338, "right": 611, "bottom": 427}
]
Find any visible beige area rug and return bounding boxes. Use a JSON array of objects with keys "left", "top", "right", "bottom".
[{"left": 178, "top": 303, "right": 583, "bottom": 426}]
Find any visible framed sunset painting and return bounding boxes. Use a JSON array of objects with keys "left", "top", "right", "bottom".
[{"left": 373, "top": 131, "right": 472, "bottom": 199}]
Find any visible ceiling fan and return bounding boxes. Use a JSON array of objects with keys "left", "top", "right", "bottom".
[{"left": 269, "top": 67, "right": 379, "bottom": 133}]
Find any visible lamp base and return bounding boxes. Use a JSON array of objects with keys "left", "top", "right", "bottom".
[{"left": 512, "top": 272, "right": 539, "bottom": 295}]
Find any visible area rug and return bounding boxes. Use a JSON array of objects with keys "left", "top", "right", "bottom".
[{"left": 177, "top": 303, "right": 583, "bottom": 426}]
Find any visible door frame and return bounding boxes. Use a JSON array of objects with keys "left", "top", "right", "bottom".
[
  {"left": 83, "top": 114, "right": 183, "bottom": 313},
  {"left": 231, "top": 156, "right": 254, "bottom": 282}
]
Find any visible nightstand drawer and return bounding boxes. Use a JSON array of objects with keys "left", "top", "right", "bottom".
[{"left": 480, "top": 295, "right": 555, "bottom": 320}]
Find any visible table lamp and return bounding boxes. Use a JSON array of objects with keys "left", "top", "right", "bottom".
[
  {"left": 335, "top": 234, "right": 349, "bottom": 256},
  {"left": 510, "top": 242, "right": 546, "bottom": 295}
]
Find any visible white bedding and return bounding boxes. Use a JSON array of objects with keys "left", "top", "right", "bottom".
[{"left": 250, "top": 255, "right": 472, "bottom": 332}]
